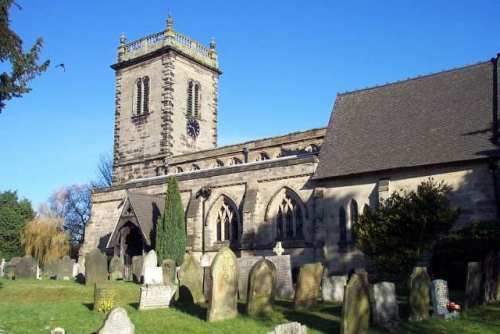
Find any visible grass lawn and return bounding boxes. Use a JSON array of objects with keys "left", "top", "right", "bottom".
[{"left": 0, "top": 279, "right": 499, "bottom": 333}]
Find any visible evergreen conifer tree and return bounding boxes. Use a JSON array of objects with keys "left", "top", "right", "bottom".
[{"left": 156, "top": 177, "right": 186, "bottom": 266}]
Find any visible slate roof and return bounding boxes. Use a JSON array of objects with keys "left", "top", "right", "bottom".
[
  {"left": 107, "top": 192, "right": 164, "bottom": 247},
  {"left": 314, "top": 59, "right": 499, "bottom": 180}
]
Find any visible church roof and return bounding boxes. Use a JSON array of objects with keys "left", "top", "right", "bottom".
[
  {"left": 107, "top": 192, "right": 164, "bottom": 248},
  {"left": 314, "top": 59, "right": 500, "bottom": 180}
]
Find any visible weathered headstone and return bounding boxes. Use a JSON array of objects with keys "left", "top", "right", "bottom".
[
  {"left": 57, "top": 256, "right": 75, "bottom": 280},
  {"left": 7, "top": 257, "right": 21, "bottom": 279},
  {"left": 85, "top": 249, "right": 108, "bottom": 285},
  {"left": 246, "top": 259, "right": 276, "bottom": 315},
  {"left": 267, "top": 322, "right": 307, "bottom": 334},
  {"left": 238, "top": 256, "right": 263, "bottom": 299},
  {"left": 294, "top": 263, "right": 323, "bottom": 310},
  {"left": 482, "top": 251, "right": 499, "bottom": 303},
  {"left": 132, "top": 256, "right": 144, "bottom": 283},
  {"left": 51, "top": 327, "right": 65, "bottom": 334},
  {"left": 0, "top": 258, "right": 5, "bottom": 277},
  {"left": 322, "top": 275, "right": 347, "bottom": 303},
  {"left": 44, "top": 259, "right": 59, "bottom": 278},
  {"left": 408, "top": 267, "right": 430, "bottom": 322},
  {"left": 142, "top": 250, "right": 158, "bottom": 275},
  {"left": 109, "top": 256, "right": 124, "bottom": 281},
  {"left": 430, "top": 279, "right": 459, "bottom": 318},
  {"left": 265, "top": 255, "right": 294, "bottom": 299},
  {"left": 15, "top": 256, "right": 38, "bottom": 279},
  {"left": 178, "top": 254, "right": 205, "bottom": 304},
  {"left": 94, "top": 284, "right": 118, "bottom": 312},
  {"left": 139, "top": 284, "right": 177, "bottom": 310},
  {"left": 144, "top": 266, "right": 164, "bottom": 284},
  {"left": 465, "top": 261, "right": 482, "bottom": 308},
  {"left": 207, "top": 246, "right": 239, "bottom": 322},
  {"left": 340, "top": 273, "right": 370, "bottom": 334},
  {"left": 161, "top": 259, "right": 176, "bottom": 284},
  {"left": 204, "top": 266, "right": 212, "bottom": 301},
  {"left": 73, "top": 263, "right": 79, "bottom": 278},
  {"left": 96, "top": 307, "right": 134, "bottom": 334},
  {"left": 370, "top": 282, "right": 400, "bottom": 326}
]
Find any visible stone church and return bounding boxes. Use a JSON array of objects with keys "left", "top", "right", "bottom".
[{"left": 81, "top": 16, "right": 500, "bottom": 275}]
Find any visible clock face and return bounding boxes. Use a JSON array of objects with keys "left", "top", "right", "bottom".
[{"left": 187, "top": 119, "right": 200, "bottom": 138}]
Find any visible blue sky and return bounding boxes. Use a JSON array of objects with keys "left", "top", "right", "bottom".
[{"left": 1, "top": 0, "right": 499, "bottom": 208}]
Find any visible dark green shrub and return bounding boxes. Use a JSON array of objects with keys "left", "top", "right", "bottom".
[{"left": 432, "top": 220, "right": 500, "bottom": 289}]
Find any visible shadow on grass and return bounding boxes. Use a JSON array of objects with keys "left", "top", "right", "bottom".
[
  {"left": 129, "top": 302, "right": 139, "bottom": 310},
  {"left": 83, "top": 303, "right": 94, "bottom": 311},
  {"left": 175, "top": 302, "right": 208, "bottom": 321},
  {"left": 275, "top": 300, "right": 341, "bottom": 333}
]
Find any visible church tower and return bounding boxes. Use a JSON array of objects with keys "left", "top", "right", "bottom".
[{"left": 111, "top": 15, "right": 221, "bottom": 184}]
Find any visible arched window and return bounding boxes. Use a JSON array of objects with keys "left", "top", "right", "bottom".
[
  {"left": 229, "top": 157, "right": 242, "bottom": 165},
  {"left": 215, "top": 199, "right": 239, "bottom": 242},
  {"left": 173, "top": 167, "right": 183, "bottom": 174},
  {"left": 276, "top": 191, "right": 304, "bottom": 240},
  {"left": 190, "top": 164, "right": 200, "bottom": 171},
  {"left": 256, "top": 152, "right": 270, "bottom": 161},
  {"left": 187, "top": 80, "right": 201, "bottom": 117},
  {"left": 134, "top": 77, "right": 150, "bottom": 115},
  {"left": 350, "top": 200, "right": 358, "bottom": 242},
  {"left": 213, "top": 160, "right": 224, "bottom": 168},
  {"left": 339, "top": 207, "right": 347, "bottom": 243}
]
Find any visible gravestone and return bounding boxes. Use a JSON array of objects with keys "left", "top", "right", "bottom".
[
  {"left": 178, "top": 254, "right": 205, "bottom": 304},
  {"left": 161, "top": 259, "right": 176, "bottom": 284},
  {"left": 430, "top": 279, "right": 459, "bottom": 318},
  {"left": 265, "top": 255, "right": 294, "bottom": 299},
  {"left": 246, "top": 259, "right": 276, "bottom": 315},
  {"left": 7, "top": 257, "right": 21, "bottom": 278},
  {"left": 132, "top": 256, "right": 144, "bottom": 283},
  {"left": 204, "top": 266, "right": 212, "bottom": 301},
  {"left": 294, "top": 262, "right": 323, "bottom": 310},
  {"left": 15, "top": 256, "right": 38, "bottom": 279},
  {"left": 408, "top": 267, "right": 430, "bottom": 322},
  {"left": 96, "top": 307, "right": 134, "bottom": 334},
  {"left": 207, "top": 246, "right": 239, "bottom": 322},
  {"left": 57, "top": 256, "right": 75, "bottom": 280},
  {"left": 321, "top": 275, "right": 347, "bottom": 303},
  {"left": 51, "top": 327, "right": 65, "bottom": 334},
  {"left": 340, "top": 273, "right": 370, "bottom": 334},
  {"left": 142, "top": 250, "right": 158, "bottom": 275},
  {"left": 267, "top": 322, "right": 307, "bottom": 334},
  {"left": 482, "top": 251, "right": 500, "bottom": 303},
  {"left": 85, "top": 249, "right": 108, "bottom": 285},
  {"left": 238, "top": 256, "right": 263, "bottom": 299},
  {"left": 139, "top": 284, "right": 177, "bottom": 310},
  {"left": 109, "top": 256, "right": 124, "bottom": 280},
  {"left": 144, "top": 266, "right": 164, "bottom": 284},
  {"left": 44, "top": 259, "right": 58, "bottom": 278},
  {"left": 94, "top": 284, "right": 118, "bottom": 312},
  {"left": 370, "top": 282, "right": 400, "bottom": 326},
  {"left": 73, "top": 263, "right": 79, "bottom": 278},
  {"left": 465, "top": 261, "right": 482, "bottom": 308},
  {"left": 0, "top": 258, "right": 5, "bottom": 277}
]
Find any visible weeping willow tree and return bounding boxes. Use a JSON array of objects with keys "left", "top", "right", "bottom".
[{"left": 20, "top": 216, "right": 70, "bottom": 265}]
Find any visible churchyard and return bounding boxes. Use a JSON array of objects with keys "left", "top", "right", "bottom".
[{"left": 1, "top": 246, "right": 500, "bottom": 333}]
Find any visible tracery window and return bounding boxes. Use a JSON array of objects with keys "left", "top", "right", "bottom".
[
  {"left": 276, "top": 192, "right": 304, "bottom": 240},
  {"left": 187, "top": 80, "right": 201, "bottom": 117},
  {"left": 350, "top": 200, "right": 359, "bottom": 242},
  {"left": 339, "top": 207, "right": 347, "bottom": 243},
  {"left": 215, "top": 199, "right": 239, "bottom": 242},
  {"left": 134, "top": 77, "right": 150, "bottom": 115}
]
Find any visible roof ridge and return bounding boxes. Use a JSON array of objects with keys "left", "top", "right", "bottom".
[
  {"left": 127, "top": 192, "right": 164, "bottom": 198},
  {"left": 338, "top": 59, "right": 491, "bottom": 97}
]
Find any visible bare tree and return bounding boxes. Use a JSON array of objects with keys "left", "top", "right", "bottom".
[{"left": 92, "top": 152, "right": 113, "bottom": 188}]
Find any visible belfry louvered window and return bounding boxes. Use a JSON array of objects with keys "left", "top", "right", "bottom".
[
  {"left": 187, "top": 80, "right": 200, "bottom": 117},
  {"left": 134, "top": 76, "right": 150, "bottom": 115}
]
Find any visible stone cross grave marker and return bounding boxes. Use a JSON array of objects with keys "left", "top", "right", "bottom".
[
  {"left": 273, "top": 242, "right": 285, "bottom": 256},
  {"left": 294, "top": 263, "right": 323, "bottom": 310},
  {"left": 267, "top": 322, "right": 307, "bottom": 334},
  {"left": 109, "top": 256, "right": 124, "bottom": 281},
  {"left": 265, "top": 255, "right": 294, "bottom": 299},
  {"left": 340, "top": 273, "right": 370, "bottom": 334},
  {"left": 370, "top": 282, "right": 400, "bottom": 325},
  {"left": 144, "top": 266, "right": 164, "bottom": 284},
  {"left": 408, "top": 267, "right": 430, "bottom": 322},
  {"left": 238, "top": 256, "right": 263, "bottom": 299},
  {"left": 431, "top": 279, "right": 459, "bottom": 319},
  {"left": 94, "top": 284, "right": 118, "bottom": 312},
  {"left": 178, "top": 254, "right": 205, "bottom": 304},
  {"left": 85, "top": 249, "right": 108, "bottom": 285},
  {"left": 207, "top": 246, "right": 239, "bottom": 322},
  {"left": 15, "top": 256, "right": 38, "bottom": 279},
  {"left": 322, "top": 275, "right": 347, "bottom": 303},
  {"left": 465, "top": 261, "right": 482, "bottom": 308},
  {"left": 132, "top": 256, "right": 144, "bottom": 283},
  {"left": 246, "top": 259, "right": 276, "bottom": 315},
  {"left": 161, "top": 259, "right": 176, "bottom": 284},
  {"left": 96, "top": 307, "right": 134, "bottom": 334},
  {"left": 139, "top": 284, "right": 176, "bottom": 310},
  {"left": 57, "top": 255, "right": 75, "bottom": 280}
]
